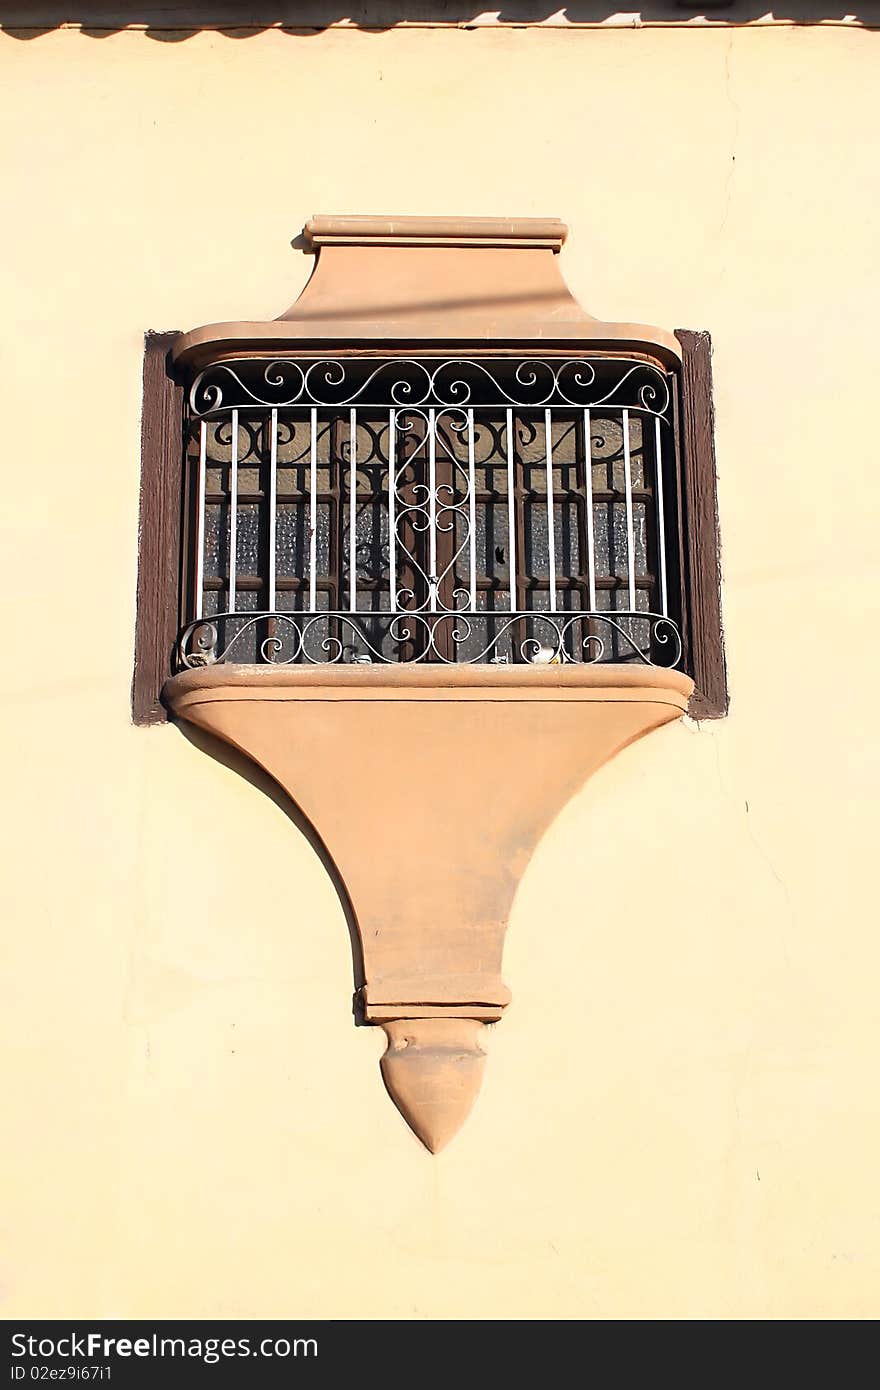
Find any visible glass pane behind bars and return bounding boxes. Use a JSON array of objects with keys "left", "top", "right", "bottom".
[{"left": 184, "top": 361, "right": 675, "bottom": 666}]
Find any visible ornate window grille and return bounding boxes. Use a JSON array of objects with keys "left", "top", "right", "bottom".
[{"left": 177, "top": 355, "right": 684, "bottom": 670}]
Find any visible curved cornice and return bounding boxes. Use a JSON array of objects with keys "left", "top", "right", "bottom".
[{"left": 171, "top": 215, "right": 682, "bottom": 373}]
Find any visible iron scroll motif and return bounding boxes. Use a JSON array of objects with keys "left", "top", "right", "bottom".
[
  {"left": 190, "top": 357, "right": 671, "bottom": 418},
  {"left": 178, "top": 611, "right": 683, "bottom": 670}
]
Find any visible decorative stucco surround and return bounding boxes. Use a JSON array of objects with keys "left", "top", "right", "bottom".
[
  {"left": 171, "top": 215, "right": 682, "bottom": 368},
  {"left": 164, "top": 215, "right": 694, "bottom": 1150}
]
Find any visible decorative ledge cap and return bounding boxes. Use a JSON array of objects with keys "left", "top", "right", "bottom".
[
  {"left": 166, "top": 660, "right": 694, "bottom": 706},
  {"left": 301, "top": 215, "right": 569, "bottom": 252},
  {"left": 171, "top": 214, "right": 681, "bottom": 372}
]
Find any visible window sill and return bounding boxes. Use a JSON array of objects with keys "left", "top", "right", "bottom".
[{"left": 164, "top": 659, "right": 693, "bottom": 706}]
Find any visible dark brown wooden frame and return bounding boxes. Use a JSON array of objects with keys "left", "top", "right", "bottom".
[
  {"left": 132, "top": 331, "right": 727, "bottom": 723},
  {"left": 674, "top": 329, "right": 728, "bottom": 719},
  {"left": 132, "top": 331, "right": 184, "bottom": 725}
]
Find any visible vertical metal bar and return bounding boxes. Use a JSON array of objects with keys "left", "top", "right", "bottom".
[
  {"left": 670, "top": 371, "right": 690, "bottom": 661},
  {"left": 544, "top": 408, "right": 557, "bottom": 609},
  {"left": 654, "top": 415, "right": 669, "bottom": 618},
  {"left": 228, "top": 409, "right": 238, "bottom": 613},
  {"left": 506, "top": 408, "right": 516, "bottom": 612},
  {"left": 268, "top": 408, "right": 277, "bottom": 611},
  {"left": 349, "top": 407, "right": 357, "bottom": 612},
  {"left": 195, "top": 420, "right": 207, "bottom": 620},
  {"left": 388, "top": 408, "right": 397, "bottom": 611},
  {"left": 467, "top": 408, "right": 477, "bottom": 609},
  {"left": 309, "top": 407, "right": 318, "bottom": 613},
  {"left": 622, "top": 407, "right": 636, "bottom": 610},
  {"left": 583, "top": 409, "right": 596, "bottom": 611},
  {"left": 428, "top": 407, "right": 437, "bottom": 611}
]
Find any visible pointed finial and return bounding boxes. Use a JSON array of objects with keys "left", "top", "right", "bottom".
[{"left": 379, "top": 1019, "right": 488, "bottom": 1153}]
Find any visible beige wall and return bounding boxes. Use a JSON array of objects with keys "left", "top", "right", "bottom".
[{"left": 1, "top": 22, "right": 878, "bottom": 1319}]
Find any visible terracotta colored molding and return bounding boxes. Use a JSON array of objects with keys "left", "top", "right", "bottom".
[
  {"left": 165, "top": 217, "right": 697, "bottom": 1150},
  {"left": 171, "top": 215, "right": 681, "bottom": 371},
  {"left": 301, "top": 215, "right": 569, "bottom": 251},
  {"left": 164, "top": 663, "right": 693, "bottom": 1150}
]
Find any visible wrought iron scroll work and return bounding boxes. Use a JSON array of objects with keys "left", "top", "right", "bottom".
[
  {"left": 182, "top": 357, "right": 682, "bottom": 669},
  {"left": 178, "top": 612, "right": 683, "bottom": 669},
  {"left": 190, "top": 357, "right": 671, "bottom": 416}
]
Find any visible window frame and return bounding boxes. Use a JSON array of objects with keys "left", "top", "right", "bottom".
[
  {"left": 674, "top": 329, "right": 728, "bottom": 719},
  {"left": 132, "top": 330, "right": 184, "bottom": 726},
  {"left": 133, "top": 330, "right": 727, "bottom": 724}
]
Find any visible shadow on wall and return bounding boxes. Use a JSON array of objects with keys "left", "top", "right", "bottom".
[
  {"left": 0, "top": 2, "right": 875, "bottom": 37},
  {"left": 178, "top": 722, "right": 367, "bottom": 1014}
]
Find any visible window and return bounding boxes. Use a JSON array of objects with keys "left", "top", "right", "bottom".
[
  {"left": 134, "top": 337, "right": 724, "bottom": 721},
  {"left": 133, "top": 223, "right": 726, "bottom": 723},
  {"left": 177, "top": 353, "right": 685, "bottom": 672}
]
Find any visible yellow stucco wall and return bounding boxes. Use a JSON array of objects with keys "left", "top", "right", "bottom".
[{"left": 1, "top": 22, "right": 878, "bottom": 1319}]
